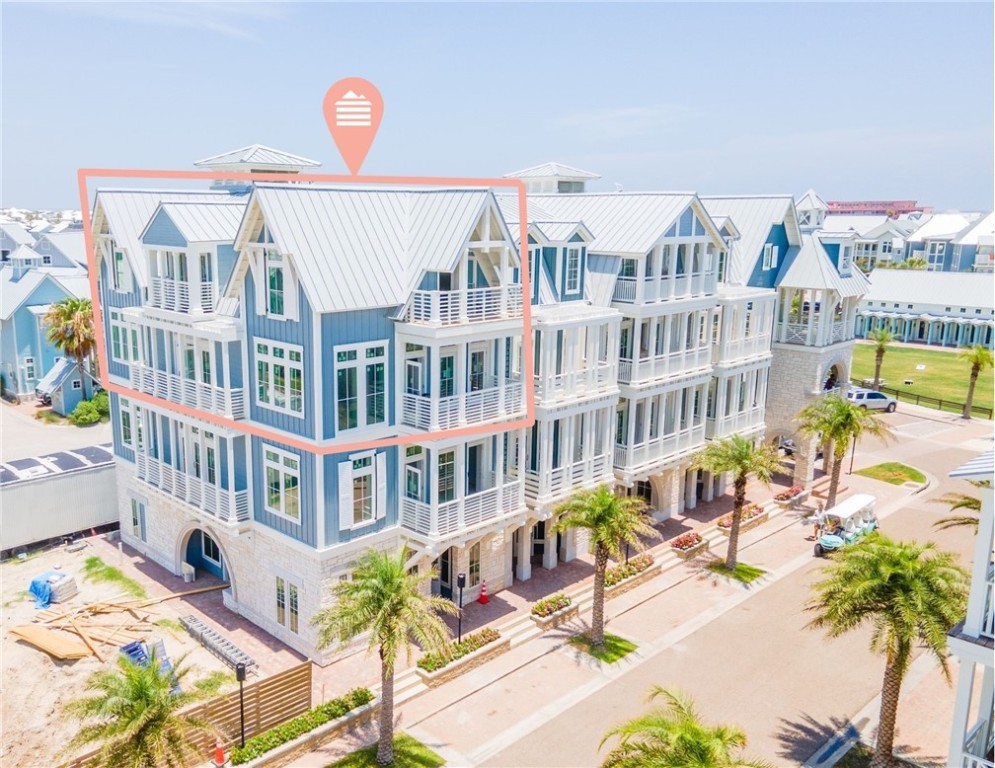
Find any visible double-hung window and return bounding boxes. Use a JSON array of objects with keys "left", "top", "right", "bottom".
[
  {"left": 565, "top": 247, "right": 581, "bottom": 293},
  {"left": 264, "top": 445, "right": 301, "bottom": 523},
  {"left": 266, "top": 250, "right": 285, "bottom": 316},
  {"left": 334, "top": 342, "right": 387, "bottom": 433},
  {"left": 113, "top": 249, "right": 128, "bottom": 291},
  {"left": 120, "top": 398, "right": 133, "bottom": 446},
  {"left": 24, "top": 357, "right": 35, "bottom": 380},
  {"left": 337, "top": 451, "right": 387, "bottom": 530},
  {"left": 109, "top": 311, "right": 139, "bottom": 364},
  {"left": 469, "top": 542, "right": 481, "bottom": 586},
  {"left": 275, "top": 576, "right": 300, "bottom": 634},
  {"left": 438, "top": 450, "right": 456, "bottom": 502},
  {"left": 762, "top": 244, "right": 774, "bottom": 271},
  {"left": 256, "top": 341, "right": 304, "bottom": 416}
]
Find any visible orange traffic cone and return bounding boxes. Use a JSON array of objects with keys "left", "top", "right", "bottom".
[
  {"left": 478, "top": 579, "right": 489, "bottom": 605},
  {"left": 213, "top": 740, "right": 227, "bottom": 767}
]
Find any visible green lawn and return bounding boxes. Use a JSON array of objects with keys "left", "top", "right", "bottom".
[
  {"left": 569, "top": 632, "right": 638, "bottom": 663},
  {"left": 82, "top": 556, "right": 147, "bottom": 599},
  {"left": 851, "top": 342, "right": 994, "bottom": 413},
  {"left": 326, "top": 734, "right": 444, "bottom": 768},
  {"left": 706, "top": 562, "right": 767, "bottom": 584},
  {"left": 854, "top": 462, "right": 926, "bottom": 486}
]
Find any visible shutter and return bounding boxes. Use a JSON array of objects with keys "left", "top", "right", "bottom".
[
  {"left": 375, "top": 452, "right": 387, "bottom": 520},
  {"left": 338, "top": 460, "right": 353, "bottom": 531}
]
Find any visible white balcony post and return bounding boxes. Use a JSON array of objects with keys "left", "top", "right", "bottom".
[
  {"left": 497, "top": 335, "right": 507, "bottom": 412},
  {"left": 429, "top": 449, "right": 440, "bottom": 535},
  {"left": 948, "top": 661, "right": 976, "bottom": 766},
  {"left": 965, "top": 490, "right": 995, "bottom": 637},
  {"left": 499, "top": 246, "right": 509, "bottom": 316},
  {"left": 429, "top": 345, "right": 439, "bottom": 430}
]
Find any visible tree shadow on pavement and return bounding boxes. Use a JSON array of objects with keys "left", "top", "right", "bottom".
[{"left": 774, "top": 711, "right": 854, "bottom": 765}]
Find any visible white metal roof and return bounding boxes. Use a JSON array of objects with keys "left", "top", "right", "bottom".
[
  {"left": 504, "top": 162, "right": 601, "bottom": 180},
  {"left": 526, "top": 193, "right": 700, "bottom": 255},
  {"left": 37, "top": 232, "right": 87, "bottom": 267},
  {"left": 532, "top": 221, "right": 592, "bottom": 243},
  {"left": 10, "top": 244, "right": 41, "bottom": 261},
  {"left": 953, "top": 211, "right": 995, "bottom": 247},
  {"left": 93, "top": 190, "right": 232, "bottom": 284},
  {"left": 863, "top": 269, "right": 995, "bottom": 309},
  {"left": 0, "top": 222, "right": 34, "bottom": 247},
  {"left": 0, "top": 266, "right": 90, "bottom": 321},
  {"left": 776, "top": 233, "right": 869, "bottom": 297},
  {"left": 147, "top": 201, "right": 247, "bottom": 245},
  {"left": 949, "top": 450, "right": 994, "bottom": 480},
  {"left": 797, "top": 188, "right": 829, "bottom": 212},
  {"left": 701, "top": 196, "right": 800, "bottom": 286},
  {"left": 907, "top": 212, "right": 982, "bottom": 243},
  {"left": 193, "top": 145, "right": 321, "bottom": 169},
  {"left": 821, "top": 215, "right": 890, "bottom": 237},
  {"left": 234, "top": 184, "right": 513, "bottom": 313}
]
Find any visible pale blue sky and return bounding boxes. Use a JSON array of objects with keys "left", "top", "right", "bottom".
[{"left": 2, "top": 2, "right": 992, "bottom": 210}]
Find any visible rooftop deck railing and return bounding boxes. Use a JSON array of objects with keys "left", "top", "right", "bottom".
[{"left": 406, "top": 286, "right": 523, "bottom": 325}]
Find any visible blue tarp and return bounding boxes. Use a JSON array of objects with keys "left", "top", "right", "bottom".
[{"left": 29, "top": 570, "right": 65, "bottom": 609}]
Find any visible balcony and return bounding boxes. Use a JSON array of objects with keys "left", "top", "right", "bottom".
[
  {"left": 401, "top": 377, "right": 523, "bottom": 431},
  {"left": 959, "top": 718, "right": 995, "bottom": 768},
  {"left": 534, "top": 363, "right": 616, "bottom": 404},
  {"left": 613, "top": 424, "right": 706, "bottom": 473},
  {"left": 776, "top": 320, "right": 849, "bottom": 346},
  {"left": 130, "top": 364, "right": 245, "bottom": 420},
  {"left": 400, "top": 476, "right": 524, "bottom": 538},
  {"left": 618, "top": 347, "right": 711, "bottom": 386},
  {"left": 525, "top": 454, "right": 612, "bottom": 503},
  {"left": 714, "top": 334, "right": 772, "bottom": 364},
  {"left": 149, "top": 278, "right": 214, "bottom": 314},
  {"left": 135, "top": 453, "right": 248, "bottom": 525},
  {"left": 706, "top": 406, "right": 765, "bottom": 439},
  {"left": 406, "top": 286, "right": 523, "bottom": 326},
  {"left": 612, "top": 272, "right": 717, "bottom": 304},
  {"left": 982, "top": 567, "right": 994, "bottom": 640}
]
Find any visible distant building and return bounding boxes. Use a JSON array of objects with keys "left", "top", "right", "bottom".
[
  {"left": 504, "top": 162, "right": 601, "bottom": 194},
  {"left": 904, "top": 212, "right": 987, "bottom": 271},
  {"left": 826, "top": 200, "right": 932, "bottom": 216},
  {"left": 820, "top": 215, "right": 921, "bottom": 270}
]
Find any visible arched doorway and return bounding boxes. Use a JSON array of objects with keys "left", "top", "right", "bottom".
[{"left": 183, "top": 528, "right": 227, "bottom": 581}]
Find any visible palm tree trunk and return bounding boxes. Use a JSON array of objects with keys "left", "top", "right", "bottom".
[
  {"left": 826, "top": 447, "right": 845, "bottom": 508},
  {"left": 873, "top": 349, "right": 883, "bottom": 391},
  {"left": 591, "top": 544, "right": 609, "bottom": 648},
  {"left": 77, "top": 353, "right": 89, "bottom": 401},
  {"left": 963, "top": 365, "right": 979, "bottom": 420},
  {"left": 377, "top": 649, "right": 394, "bottom": 766},
  {"left": 725, "top": 474, "right": 747, "bottom": 570},
  {"left": 870, "top": 648, "right": 908, "bottom": 768}
]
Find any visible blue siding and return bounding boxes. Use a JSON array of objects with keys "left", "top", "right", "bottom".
[
  {"left": 321, "top": 447, "right": 398, "bottom": 547},
  {"left": 232, "top": 436, "right": 247, "bottom": 490},
  {"left": 142, "top": 209, "right": 188, "bottom": 248},
  {"left": 99, "top": 259, "right": 143, "bottom": 381},
  {"left": 244, "top": 271, "right": 316, "bottom": 439},
  {"left": 693, "top": 216, "right": 705, "bottom": 236},
  {"left": 219, "top": 438, "right": 229, "bottom": 490},
  {"left": 250, "top": 436, "right": 317, "bottom": 546},
  {"left": 678, "top": 208, "right": 694, "bottom": 237},
  {"left": 110, "top": 393, "right": 136, "bottom": 463},
  {"left": 216, "top": 244, "right": 238, "bottom": 288},
  {"left": 159, "top": 414, "right": 171, "bottom": 464},
  {"left": 319, "top": 307, "right": 395, "bottom": 440},
  {"left": 746, "top": 223, "right": 790, "bottom": 290},
  {"left": 34, "top": 238, "right": 77, "bottom": 269},
  {"left": 418, "top": 272, "right": 439, "bottom": 290},
  {"left": 665, "top": 223, "right": 676, "bottom": 238}
]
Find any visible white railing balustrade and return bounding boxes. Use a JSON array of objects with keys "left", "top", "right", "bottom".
[
  {"left": 407, "top": 287, "right": 523, "bottom": 325},
  {"left": 402, "top": 379, "right": 523, "bottom": 430},
  {"left": 612, "top": 272, "right": 718, "bottom": 304},
  {"left": 961, "top": 718, "right": 995, "bottom": 768},
  {"left": 135, "top": 453, "right": 248, "bottom": 524},
  {"left": 399, "top": 477, "right": 524, "bottom": 537},
  {"left": 705, "top": 407, "right": 765, "bottom": 439},
  {"left": 533, "top": 363, "right": 615, "bottom": 402},
  {"left": 614, "top": 425, "right": 706, "bottom": 471},
  {"left": 618, "top": 346, "right": 711, "bottom": 385},
  {"left": 714, "top": 334, "right": 772, "bottom": 363},
  {"left": 130, "top": 364, "right": 245, "bottom": 419},
  {"left": 524, "top": 454, "right": 611, "bottom": 501},
  {"left": 149, "top": 278, "right": 215, "bottom": 314},
  {"left": 982, "top": 569, "right": 994, "bottom": 640}
]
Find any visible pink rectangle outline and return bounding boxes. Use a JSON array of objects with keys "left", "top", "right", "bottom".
[{"left": 78, "top": 168, "right": 535, "bottom": 455}]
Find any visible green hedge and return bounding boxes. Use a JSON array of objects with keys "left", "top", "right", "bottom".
[
  {"left": 531, "top": 593, "right": 571, "bottom": 617},
  {"left": 604, "top": 553, "right": 654, "bottom": 588},
  {"left": 416, "top": 627, "right": 500, "bottom": 673},
  {"left": 229, "top": 688, "right": 374, "bottom": 765},
  {"left": 68, "top": 400, "right": 101, "bottom": 425},
  {"left": 92, "top": 389, "right": 110, "bottom": 416}
]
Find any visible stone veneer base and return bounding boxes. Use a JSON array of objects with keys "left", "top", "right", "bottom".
[
  {"left": 605, "top": 562, "right": 662, "bottom": 599},
  {"left": 415, "top": 636, "right": 511, "bottom": 688},
  {"left": 717, "top": 510, "right": 770, "bottom": 536},
  {"left": 530, "top": 603, "right": 580, "bottom": 630}
]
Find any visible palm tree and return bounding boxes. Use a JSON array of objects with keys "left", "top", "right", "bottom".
[
  {"left": 807, "top": 534, "right": 968, "bottom": 768},
  {"left": 693, "top": 436, "right": 783, "bottom": 570},
  {"left": 44, "top": 297, "right": 96, "bottom": 400},
  {"left": 796, "top": 394, "right": 892, "bottom": 508},
  {"left": 867, "top": 327, "right": 894, "bottom": 391},
  {"left": 63, "top": 650, "right": 210, "bottom": 768},
  {"left": 553, "top": 485, "right": 656, "bottom": 649},
  {"left": 311, "top": 548, "right": 457, "bottom": 766},
  {"left": 600, "top": 686, "right": 773, "bottom": 768},
  {"left": 958, "top": 345, "right": 993, "bottom": 420},
  {"left": 931, "top": 481, "right": 985, "bottom": 533}
]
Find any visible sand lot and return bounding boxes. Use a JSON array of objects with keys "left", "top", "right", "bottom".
[{"left": 1, "top": 537, "right": 237, "bottom": 768}]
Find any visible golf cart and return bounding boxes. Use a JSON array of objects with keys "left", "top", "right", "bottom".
[{"left": 813, "top": 493, "right": 877, "bottom": 557}]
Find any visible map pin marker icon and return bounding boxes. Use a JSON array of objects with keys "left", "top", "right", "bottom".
[{"left": 323, "top": 78, "right": 383, "bottom": 175}]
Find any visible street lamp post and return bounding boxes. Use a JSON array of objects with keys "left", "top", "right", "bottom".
[
  {"left": 235, "top": 662, "right": 246, "bottom": 748},
  {"left": 848, "top": 433, "right": 857, "bottom": 474},
  {"left": 456, "top": 572, "right": 466, "bottom": 644}
]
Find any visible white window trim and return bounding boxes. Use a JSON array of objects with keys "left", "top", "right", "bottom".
[
  {"left": 254, "top": 339, "right": 305, "bottom": 418},
  {"left": 565, "top": 247, "right": 581, "bottom": 294},
  {"left": 333, "top": 340, "right": 388, "bottom": 434},
  {"left": 251, "top": 247, "right": 299, "bottom": 322},
  {"left": 338, "top": 450, "right": 387, "bottom": 531},
  {"left": 120, "top": 397, "right": 133, "bottom": 447},
  {"left": 263, "top": 444, "right": 302, "bottom": 525},
  {"left": 201, "top": 532, "right": 222, "bottom": 567},
  {"left": 112, "top": 248, "right": 131, "bottom": 293},
  {"left": 762, "top": 244, "right": 773, "bottom": 271},
  {"left": 273, "top": 569, "right": 303, "bottom": 634}
]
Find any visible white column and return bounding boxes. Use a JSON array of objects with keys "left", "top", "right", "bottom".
[
  {"left": 497, "top": 335, "right": 507, "bottom": 412},
  {"left": 515, "top": 524, "right": 531, "bottom": 581},
  {"left": 631, "top": 320, "right": 643, "bottom": 381},
  {"left": 542, "top": 521, "right": 558, "bottom": 569},
  {"left": 685, "top": 468, "right": 698, "bottom": 510},
  {"left": 701, "top": 471, "right": 714, "bottom": 502},
  {"left": 947, "top": 660, "right": 976, "bottom": 766}
]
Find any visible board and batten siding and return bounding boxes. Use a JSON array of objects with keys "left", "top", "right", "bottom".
[
  {"left": 322, "top": 447, "right": 398, "bottom": 547},
  {"left": 250, "top": 435, "right": 318, "bottom": 546},
  {"left": 99, "top": 259, "right": 143, "bottom": 381},
  {"left": 141, "top": 209, "right": 188, "bottom": 249},
  {"left": 109, "top": 392, "right": 136, "bottom": 463},
  {"left": 745, "top": 223, "right": 790, "bottom": 290}
]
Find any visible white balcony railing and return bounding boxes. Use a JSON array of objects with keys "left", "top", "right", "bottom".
[
  {"left": 777, "top": 320, "right": 849, "bottom": 346},
  {"left": 612, "top": 272, "right": 717, "bottom": 304},
  {"left": 130, "top": 364, "right": 245, "bottom": 419},
  {"left": 982, "top": 568, "right": 994, "bottom": 640},
  {"left": 406, "top": 287, "right": 523, "bottom": 326},
  {"left": 613, "top": 424, "right": 706, "bottom": 472},
  {"left": 714, "top": 334, "right": 772, "bottom": 364},
  {"left": 524, "top": 454, "right": 611, "bottom": 502},
  {"left": 960, "top": 718, "right": 995, "bottom": 768},
  {"left": 149, "top": 278, "right": 214, "bottom": 314},
  {"left": 618, "top": 347, "right": 711, "bottom": 385},
  {"left": 706, "top": 407, "right": 765, "bottom": 439},
  {"left": 401, "top": 378, "right": 523, "bottom": 430},
  {"left": 533, "top": 363, "right": 615, "bottom": 402},
  {"left": 400, "top": 477, "right": 523, "bottom": 538},
  {"left": 135, "top": 453, "right": 249, "bottom": 524}
]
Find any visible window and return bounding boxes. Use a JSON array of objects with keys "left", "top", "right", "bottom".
[
  {"left": 620, "top": 259, "right": 637, "bottom": 278},
  {"left": 439, "top": 354, "right": 455, "bottom": 398},
  {"left": 352, "top": 456, "right": 374, "bottom": 525},
  {"left": 266, "top": 250, "right": 285, "bottom": 316},
  {"left": 840, "top": 246, "right": 852, "bottom": 275},
  {"left": 121, "top": 399, "right": 132, "bottom": 446},
  {"left": 42, "top": 254, "right": 52, "bottom": 265},
  {"left": 337, "top": 452, "right": 387, "bottom": 530},
  {"left": 130, "top": 498, "right": 145, "bottom": 540},
  {"left": 201, "top": 533, "right": 221, "bottom": 566},
  {"left": 565, "top": 248, "right": 581, "bottom": 293},
  {"left": 334, "top": 342, "right": 387, "bottom": 432},
  {"left": 24, "top": 357, "right": 35, "bottom": 380},
  {"left": 256, "top": 341, "right": 304, "bottom": 416},
  {"left": 469, "top": 542, "right": 481, "bottom": 587},
  {"left": 438, "top": 450, "right": 456, "bottom": 502},
  {"left": 770, "top": 245, "right": 779, "bottom": 269},
  {"left": 976, "top": 309, "right": 982, "bottom": 314},
  {"left": 109, "top": 311, "right": 139, "bottom": 364},
  {"left": 762, "top": 244, "right": 774, "bottom": 270},
  {"left": 274, "top": 577, "right": 300, "bottom": 633},
  {"left": 113, "top": 249, "right": 127, "bottom": 290},
  {"left": 264, "top": 446, "right": 301, "bottom": 523},
  {"left": 72, "top": 380, "right": 82, "bottom": 390}
]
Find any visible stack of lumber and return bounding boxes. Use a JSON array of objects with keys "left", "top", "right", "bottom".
[{"left": 8, "top": 583, "right": 228, "bottom": 662}]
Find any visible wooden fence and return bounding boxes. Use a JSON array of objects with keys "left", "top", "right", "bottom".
[
  {"left": 851, "top": 378, "right": 994, "bottom": 420},
  {"left": 63, "top": 661, "right": 313, "bottom": 768}
]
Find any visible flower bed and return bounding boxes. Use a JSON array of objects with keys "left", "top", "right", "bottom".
[
  {"left": 604, "top": 553, "right": 654, "bottom": 587},
  {"left": 530, "top": 593, "right": 578, "bottom": 630},
  {"left": 415, "top": 627, "right": 508, "bottom": 687},
  {"left": 717, "top": 504, "right": 769, "bottom": 536},
  {"left": 230, "top": 688, "right": 374, "bottom": 765},
  {"left": 670, "top": 531, "right": 708, "bottom": 561},
  {"left": 417, "top": 627, "right": 501, "bottom": 673},
  {"left": 774, "top": 485, "right": 805, "bottom": 502}
]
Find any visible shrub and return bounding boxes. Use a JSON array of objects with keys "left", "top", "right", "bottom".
[
  {"left": 68, "top": 400, "right": 101, "bottom": 425},
  {"left": 531, "top": 593, "right": 572, "bottom": 617},
  {"left": 774, "top": 485, "right": 805, "bottom": 502},
  {"left": 604, "top": 553, "right": 654, "bottom": 587},
  {"left": 417, "top": 627, "right": 501, "bottom": 673},
  {"left": 229, "top": 688, "right": 374, "bottom": 764},
  {"left": 91, "top": 389, "right": 110, "bottom": 417},
  {"left": 717, "top": 503, "right": 765, "bottom": 529},
  {"left": 670, "top": 531, "right": 703, "bottom": 551}
]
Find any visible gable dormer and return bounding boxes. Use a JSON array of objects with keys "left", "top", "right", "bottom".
[{"left": 797, "top": 189, "right": 829, "bottom": 230}]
